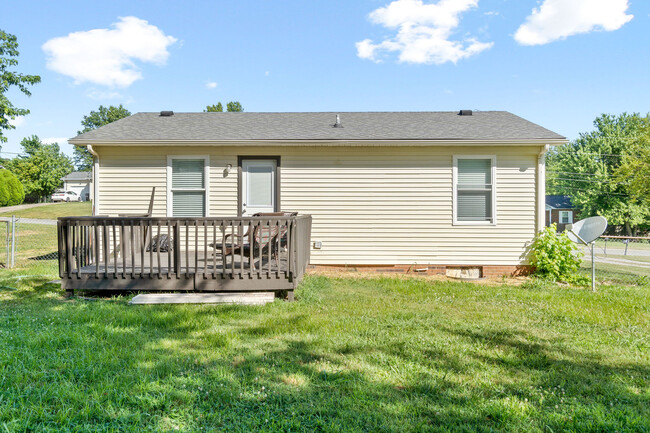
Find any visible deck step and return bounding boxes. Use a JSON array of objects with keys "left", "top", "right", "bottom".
[{"left": 129, "top": 292, "right": 275, "bottom": 305}]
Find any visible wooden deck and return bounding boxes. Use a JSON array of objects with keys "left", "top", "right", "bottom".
[{"left": 58, "top": 215, "right": 312, "bottom": 295}]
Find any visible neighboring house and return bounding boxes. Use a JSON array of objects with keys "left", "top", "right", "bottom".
[
  {"left": 68, "top": 110, "right": 566, "bottom": 277},
  {"left": 61, "top": 171, "right": 92, "bottom": 201},
  {"left": 545, "top": 195, "right": 577, "bottom": 232}
]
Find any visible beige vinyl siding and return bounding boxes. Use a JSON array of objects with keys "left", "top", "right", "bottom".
[{"left": 95, "top": 145, "right": 540, "bottom": 266}]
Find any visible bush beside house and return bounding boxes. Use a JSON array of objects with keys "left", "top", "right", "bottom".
[{"left": 0, "top": 169, "right": 25, "bottom": 206}]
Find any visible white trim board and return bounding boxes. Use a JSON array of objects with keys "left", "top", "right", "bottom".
[
  {"left": 452, "top": 155, "right": 497, "bottom": 226},
  {"left": 166, "top": 155, "right": 210, "bottom": 217}
]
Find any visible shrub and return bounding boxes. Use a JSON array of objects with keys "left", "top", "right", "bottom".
[
  {"left": 529, "top": 223, "right": 585, "bottom": 284},
  {"left": 0, "top": 169, "right": 25, "bottom": 206}
]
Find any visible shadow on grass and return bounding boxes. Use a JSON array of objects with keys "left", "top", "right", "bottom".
[{"left": 0, "top": 276, "right": 648, "bottom": 432}]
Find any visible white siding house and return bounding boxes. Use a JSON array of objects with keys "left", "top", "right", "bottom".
[{"left": 69, "top": 111, "right": 566, "bottom": 274}]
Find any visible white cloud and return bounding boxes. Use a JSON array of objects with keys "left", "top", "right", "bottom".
[
  {"left": 356, "top": 0, "right": 493, "bottom": 64},
  {"left": 205, "top": 81, "right": 218, "bottom": 89},
  {"left": 265, "top": 71, "right": 270, "bottom": 76},
  {"left": 42, "top": 137, "right": 69, "bottom": 145},
  {"left": 42, "top": 16, "right": 177, "bottom": 87},
  {"left": 514, "top": 0, "right": 633, "bottom": 46},
  {"left": 8, "top": 117, "right": 25, "bottom": 128}
]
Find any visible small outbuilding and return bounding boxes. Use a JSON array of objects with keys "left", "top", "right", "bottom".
[{"left": 61, "top": 171, "right": 92, "bottom": 202}]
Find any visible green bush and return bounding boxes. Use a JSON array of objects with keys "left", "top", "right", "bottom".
[
  {"left": 529, "top": 223, "right": 585, "bottom": 284},
  {"left": 0, "top": 169, "right": 25, "bottom": 206}
]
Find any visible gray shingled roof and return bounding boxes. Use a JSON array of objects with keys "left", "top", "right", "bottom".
[
  {"left": 70, "top": 111, "right": 565, "bottom": 143},
  {"left": 62, "top": 171, "right": 92, "bottom": 181},
  {"left": 546, "top": 195, "right": 574, "bottom": 209}
]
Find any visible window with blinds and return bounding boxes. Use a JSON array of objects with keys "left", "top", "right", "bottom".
[
  {"left": 171, "top": 158, "right": 206, "bottom": 217},
  {"left": 454, "top": 157, "right": 495, "bottom": 224}
]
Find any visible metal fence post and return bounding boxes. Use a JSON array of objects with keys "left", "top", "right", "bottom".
[
  {"left": 10, "top": 215, "right": 16, "bottom": 268},
  {"left": 5, "top": 220, "right": 9, "bottom": 267}
]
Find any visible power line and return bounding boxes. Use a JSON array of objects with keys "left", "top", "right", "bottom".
[
  {"left": 546, "top": 185, "right": 630, "bottom": 197},
  {"left": 551, "top": 177, "right": 629, "bottom": 186},
  {"left": 547, "top": 170, "right": 619, "bottom": 177}
]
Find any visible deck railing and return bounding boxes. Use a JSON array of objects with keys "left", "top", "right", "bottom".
[{"left": 57, "top": 215, "right": 312, "bottom": 292}]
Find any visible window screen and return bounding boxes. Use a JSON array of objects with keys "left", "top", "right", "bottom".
[
  {"left": 560, "top": 211, "right": 572, "bottom": 224},
  {"left": 456, "top": 158, "right": 493, "bottom": 223},
  {"left": 171, "top": 159, "right": 206, "bottom": 217}
]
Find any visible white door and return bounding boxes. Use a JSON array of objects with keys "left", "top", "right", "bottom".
[{"left": 241, "top": 159, "right": 277, "bottom": 216}]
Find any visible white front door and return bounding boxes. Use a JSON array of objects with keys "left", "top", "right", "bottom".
[{"left": 241, "top": 159, "right": 277, "bottom": 216}]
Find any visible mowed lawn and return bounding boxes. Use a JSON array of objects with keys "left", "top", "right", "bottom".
[
  {"left": 0, "top": 273, "right": 648, "bottom": 432},
  {"left": 0, "top": 201, "right": 92, "bottom": 219}
]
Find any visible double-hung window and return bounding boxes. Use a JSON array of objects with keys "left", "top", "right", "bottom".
[
  {"left": 559, "top": 211, "right": 572, "bottom": 224},
  {"left": 453, "top": 156, "right": 496, "bottom": 224},
  {"left": 167, "top": 156, "right": 209, "bottom": 217}
]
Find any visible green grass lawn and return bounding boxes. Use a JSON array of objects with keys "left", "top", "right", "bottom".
[
  {"left": 0, "top": 272, "right": 648, "bottom": 432},
  {"left": 0, "top": 201, "right": 92, "bottom": 219}
]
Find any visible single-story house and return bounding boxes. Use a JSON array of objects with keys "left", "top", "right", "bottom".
[
  {"left": 61, "top": 171, "right": 92, "bottom": 201},
  {"left": 67, "top": 110, "right": 566, "bottom": 277},
  {"left": 546, "top": 195, "right": 577, "bottom": 232}
]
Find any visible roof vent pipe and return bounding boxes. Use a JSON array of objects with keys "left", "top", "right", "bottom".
[
  {"left": 160, "top": 111, "right": 174, "bottom": 117},
  {"left": 458, "top": 110, "right": 472, "bottom": 116},
  {"left": 333, "top": 114, "right": 343, "bottom": 128}
]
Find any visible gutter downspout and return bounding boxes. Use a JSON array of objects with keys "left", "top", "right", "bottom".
[
  {"left": 537, "top": 144, "right": 550, "bottom": 233},
  {"left": 87, "top": 145, "right": 99, "bottom": 216}
]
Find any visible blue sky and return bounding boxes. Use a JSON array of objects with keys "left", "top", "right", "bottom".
[{"left": 2, "top": 0, "right": 649, "bottom": 157}]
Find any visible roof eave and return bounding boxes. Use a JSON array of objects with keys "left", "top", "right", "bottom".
[{"left": 68, "top": 138, "right": 568, "bottom": 147}]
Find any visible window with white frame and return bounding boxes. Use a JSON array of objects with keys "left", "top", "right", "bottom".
[
  {"left": 454, "top": 156, "right": 495, "bottom": 224},
  {"left": 559, "top": 211, "right": 572, "bottom": 224},
  {"left": 168, "top": 157, "right": 208, "bottom": 217}
]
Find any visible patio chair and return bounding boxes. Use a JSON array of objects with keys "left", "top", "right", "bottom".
[
  {"left": 115, "top": 187, "right": 157, "bottom": 256},
  {"left": 216, "top": 212, "right": 297, "bottom": 271},
  {"left": 118, "top": 187, "right": 156, "bottom": 218}
]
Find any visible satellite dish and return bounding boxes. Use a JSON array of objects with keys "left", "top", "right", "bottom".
[{"left": 565, "top": 216, "right": 608, "bottom": 245}]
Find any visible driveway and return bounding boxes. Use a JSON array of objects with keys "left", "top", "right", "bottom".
[{"left": 0, "top": 202, "right": 56, "bottom": 214}]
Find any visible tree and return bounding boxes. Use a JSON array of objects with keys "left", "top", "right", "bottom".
[
  {"left": 546, "top": 113, "right": 650, "bottom": 235},
  {"left": 204, "top": 101, "right": 243, "bottom": 112},
  {"left": 5, "top": 135, "right": 73, "bottom": 202},
  {"left": 205, "top": 103, "right": 223, "bottom": 112},
  {"left": 615, "top": 119, "right": 650, "bottom": 203},
  {"left": 0, "top": 30, "right": 41, "bottom": 143},
  {"left": 226, "top": 101, "right": 243, "bottom": 112},
  {"left": 74, "top": 105, "right": 131, "bottom": 171}
]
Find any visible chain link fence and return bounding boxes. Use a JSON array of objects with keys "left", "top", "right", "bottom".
[
  {"left": 0, "top": 217, "right": 59, "bottom": 276},
  {"left": 1, "top": 215, "right": 649, "bottom": 288},
  {"left": 578, "top": 236, "right": 650, "bottom": 288}
]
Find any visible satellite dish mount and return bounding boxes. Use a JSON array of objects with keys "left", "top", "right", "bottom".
[{"left": 565, "top": 216, "right": 608, "bottom": 291}]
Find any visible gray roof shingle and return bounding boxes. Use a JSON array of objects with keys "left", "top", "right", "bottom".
[
  {"left": 70, "top": 111, "right": 565, "bottom": 143},
  {"left": 62, "top": 171, "right": 92, "bottom": 181},
  {"left": 546, "top": 195, "right": 574, "bottom": 209}
]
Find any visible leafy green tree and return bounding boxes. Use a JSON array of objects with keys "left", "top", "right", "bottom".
[
  {"left": 74, "top": 105, "right": 131, "bottom": 171},
  {"left": 19, "top": 134, "right": 43, "bottom": 156},
  {"left": 5, "top": 135, "right": 73, "bottom": 202},
  {"left": 205, "top": 101, "right": 243, "bottom": 112},
  {"left": 615, "top": 119, "right": 650, "bottom": 203},
  {"left": 546, "top": 113, "right": 650, "bottom": 235},
  {"left": 0, "top": 168, "right": 25, "bottom": 206},
  {"left": 0, "top": 30, "right": 41, "bottom": 143},
  {"left": 205, "top": 103, "right": 223, "bottom": 112},
  {"left": 226, "top": 101, "right": 243, "bottom": 112}
]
